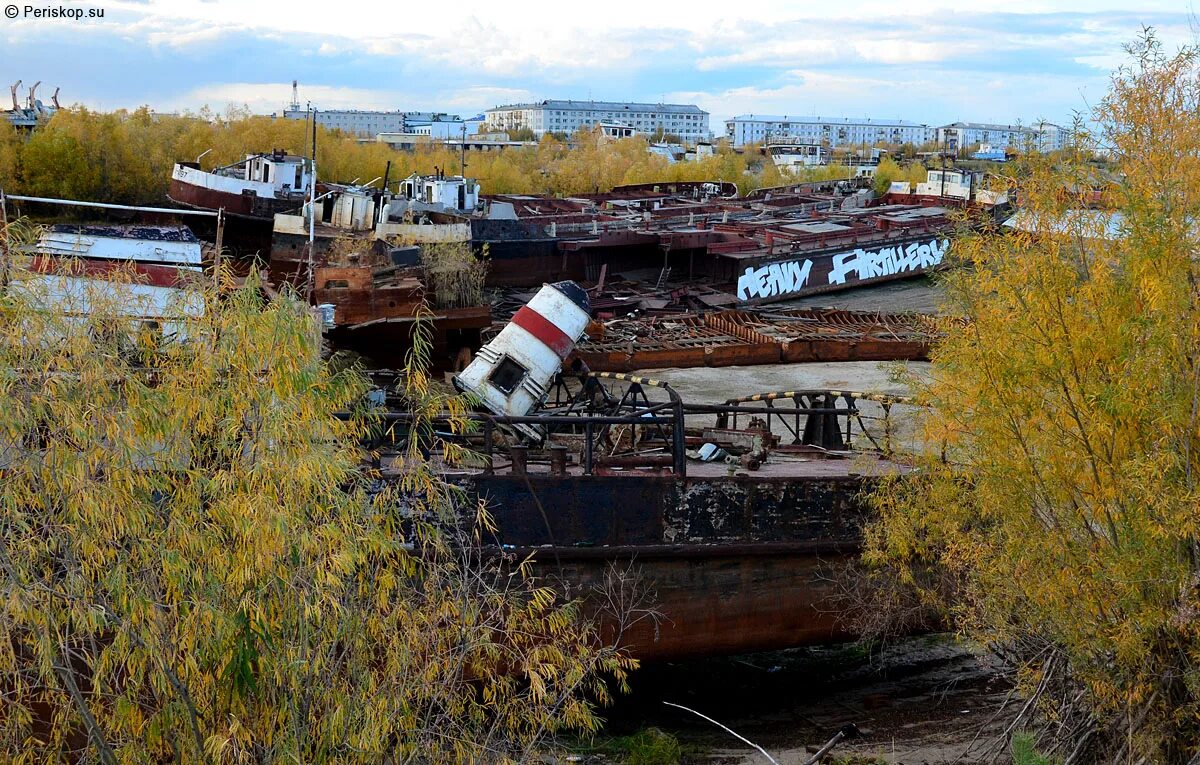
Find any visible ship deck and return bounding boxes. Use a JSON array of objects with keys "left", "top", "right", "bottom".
[{"left": 394, "top": 450, "right": 908, "bottom": 481}]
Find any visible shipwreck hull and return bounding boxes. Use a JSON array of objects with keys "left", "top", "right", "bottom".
[
  {"left": 483, "top": 240, "right": 586, "bottom": 287},
  {"left": 459, "top": 470, "right": 871, "bottom": 660},
  {"left": 168, "top": 177, "right": 304, "bottom": 221},
  {"left": 573, "top": 309, "right": 937, "bottom": 372},
  {"left": 543, "top": 547, "right": 855, "bottom": 660}
]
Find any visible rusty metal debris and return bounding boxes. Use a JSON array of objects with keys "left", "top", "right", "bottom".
[{"left": 570, "top": 307, "right": 942, "bottom": 371}]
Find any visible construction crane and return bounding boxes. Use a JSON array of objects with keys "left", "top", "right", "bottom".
[
  {"left": 289, "top": 80, "right": 300, "bottom": 112},
  {"left": 10, "top": 80, "right": 20, "bottom": 111}
]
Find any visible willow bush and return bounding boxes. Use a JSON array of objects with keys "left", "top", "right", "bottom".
[
  {"left": 420, "top": 241, "right": 489, "bottom": 310},
  {"left": 0, "top": 253, "right": 632, "bottom": 762},
  {"left": 864, "top": 33, "right": 1200, "bottom": 763}
]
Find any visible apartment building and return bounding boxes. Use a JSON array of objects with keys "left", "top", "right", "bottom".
[
  {"left": 484, "top": 99, "right": 710, "bottom": 140},
  {"left": 725, "top": 115, "right": 933, "bottom": 148}
]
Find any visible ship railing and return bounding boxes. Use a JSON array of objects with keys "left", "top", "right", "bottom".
[
  {"left": 716, "top": 389, "right": 918, "bottom": 455},
  {"left": 356, "top": 378, "right": 920, "bottom": 478},
  {"left": 359, "top": 409, "right": 683, "bottom": 477}
]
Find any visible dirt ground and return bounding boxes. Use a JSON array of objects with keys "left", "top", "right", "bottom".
[
  {"left": 591, "top": 636, "right": 1018, "bottom": 765},
  {"left": 638, "top": 361, "right": 930, "bottom": 403},
  {"left": 635, "top": 361, "right": 933, "bottom": 454}
]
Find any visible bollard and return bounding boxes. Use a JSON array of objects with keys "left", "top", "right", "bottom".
[
  {"left": 509, "top": 446, "right": 528, "bottom": 476},
  {"left": 549, "top": 446, "right": 568, "bottom": 476}
]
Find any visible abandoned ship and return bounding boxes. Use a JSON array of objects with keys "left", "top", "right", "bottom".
[{"left": 361, "top": 281, "right": 931, "bottom": 660}]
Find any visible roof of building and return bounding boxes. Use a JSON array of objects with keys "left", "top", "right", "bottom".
[
  {"left": 281, "top": 110, "right": 462, "bottom": 120},
  {"left": 726, "top": 115, "right": 929, "bottom": 127},
  {"left": 938, "top": 121, "right": 1041, "bottom": 132},
  {"left": 406, "top": 115, "right": 478, "bottom": 125},
  {"left": 488, "top": 99, "right": 708, "bottom": 115}
]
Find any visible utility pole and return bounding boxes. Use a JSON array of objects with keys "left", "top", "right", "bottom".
[
  {"left": 460, "top": 122, "right": 467, "bottom": 178},
  {"left": 305, "top": 107, "right": 318, "bottom": 301}
]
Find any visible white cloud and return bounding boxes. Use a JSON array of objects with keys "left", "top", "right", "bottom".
[
  {"left": 670, "top": 66, "right": 1099, "bottom": 125},
  {"left": 5, "top": 0, "right": 1191, "bottom": 129},
  {"left": 165, "top": 83, "right": 412, "bottom": 113}
]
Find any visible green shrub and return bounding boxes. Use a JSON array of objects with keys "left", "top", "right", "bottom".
[{"left": 1012, "top": 732, "right": 1056, "bottom": 765}]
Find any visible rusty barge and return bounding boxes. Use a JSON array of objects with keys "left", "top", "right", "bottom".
[
  {"left": 569, "top": 307, "right": 941, "bottom": 372},
  {"left": 377, "top": 372, "right": 918, "bottom": 660},
  {"left": 483, "top": 174, "right": 1006, "bottom": 303},
  {"left": 270, "top": 174, "right": 1003, "bottom": 306}
]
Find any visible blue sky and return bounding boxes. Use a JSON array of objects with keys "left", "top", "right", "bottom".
[{"left": 0, "top": 0, "right": 1194, "bottom": 127}]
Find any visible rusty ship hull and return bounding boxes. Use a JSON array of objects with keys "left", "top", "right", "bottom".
[
  {"left": 456, "top": 467, "right": 870, "bottom": 659},
  {"left": 378, "top": 370, "right": 917, "bottom": 661},
  {"left": 572, "top": 308, "right": 938, "bottom": 372},
  {"left": 168, "top": 177, "right": 306, "bottom": 221}
]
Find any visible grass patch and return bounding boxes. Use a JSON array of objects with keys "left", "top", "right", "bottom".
[
  {"left": 1011, "top": 732, "right": 1058, "bottom": 765},
  {"left": 569, "top": 727, "right": 685, "bottom": 764}
]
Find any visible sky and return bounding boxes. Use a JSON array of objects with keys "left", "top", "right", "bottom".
[{"left": 0, "top": 0, "right": 1195, "bottom": 128}]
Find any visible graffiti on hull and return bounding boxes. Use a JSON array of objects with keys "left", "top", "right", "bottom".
[{"left": 737, "top": 238, "right": 950, "bottom": 302}]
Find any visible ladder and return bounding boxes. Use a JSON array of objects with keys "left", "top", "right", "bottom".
[{"left": 655, "top": 266, "right": 671, "bottom": 290}]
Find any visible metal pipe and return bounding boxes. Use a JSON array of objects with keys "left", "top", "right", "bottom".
[
  {"left": 365, "top": 412, "right": 677, "bottom": 426},
  {"left": 583, "top": 422, "right": 594, "bottom": 475},
  {"left": 683, "top": 403, "right": 858, "bottom": 416},
  {"left": 483, "top": 419, "right": 494, "bottom": 474},
  {"left": 509, "top": 446, "right": 527, "bottom": 476},
  {"left": 594, "top": 454, "right": 673, "bottom": 467},
  {"left": 801, "top": 725, "right": 860, "bottom": 765},
  {"left": 673, "top": 397, "right": 687, "bottom": 476},
  {"left": 1, "top": 194, "right": 219, "bottom": 217},
  {"left": 211, "top": 152, "right": 267, "bottom": 174},
  {"left": 0, "top": 189, "right": 9, "bottom": 289},
  {"left": 213, "top": 208, "right": 225, "bottom": 275}
]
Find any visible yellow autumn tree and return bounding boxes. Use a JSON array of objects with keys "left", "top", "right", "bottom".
[
  {"left": 0, "top": 248, "right": 633, "bottom": 762},
  {"left": 871, "top": 156, "right": 905, "bottom": 195},
  {"left": 864, "top": 32, "right": 1200, "bottom": 763},
  {"left": 2, "top": 110, "right": 780, "bottom": 203}
]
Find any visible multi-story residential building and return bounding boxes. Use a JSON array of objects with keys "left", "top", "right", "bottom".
[
  {"left": 725, "top": 115, "right": 933, "bottom": 148},
  {"left": 483, "top": 100, "right": 710, "bottom": 141},
  {"left": 1030, "top": 120, "right": 1070, "bottom": 152},
  {"left": 936, "top": 121, "right": 1068, "bottom": 152},
  {"left": 280, "top": 109, "right": 471, "bottom": 138}
]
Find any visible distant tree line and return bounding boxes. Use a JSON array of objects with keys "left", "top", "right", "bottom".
[{"left": 0, "top": 106, "right": 790, "bottom": 205}]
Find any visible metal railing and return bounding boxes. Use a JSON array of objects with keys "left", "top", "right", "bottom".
[
  {"left": 718, "top": 389, "right": 915, "bottom": 454},
  {"left": 361, "top": 376, "right": 919, "bottom": 479}
]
